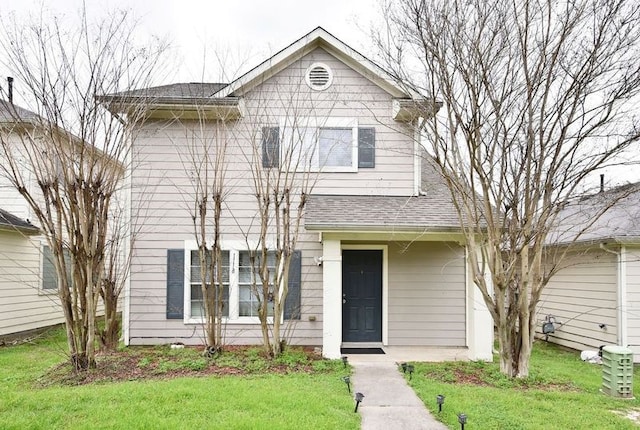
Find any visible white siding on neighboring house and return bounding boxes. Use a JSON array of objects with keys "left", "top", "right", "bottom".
[
  {"left": 538, "top": 248, "right": 618, "bottom": 352},
  {"left": 0, "top": 134, "right": 33, "bottom": 221},
  {"left": 0, "top": 232, "right": 63, "bottom": 338},
  {"left": 624, "top": 246, "right": 640, "bottom": 361},
  {"left": 387, "top": 241, "right": 466, "bottom": 346}
]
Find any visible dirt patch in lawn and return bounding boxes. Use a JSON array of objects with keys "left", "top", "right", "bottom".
[
  {"left": 420, "top": 362, "right": 579, "bottom": 391},
  {"left": 37, "top": 345, "right": 331, "bottom": 387}
]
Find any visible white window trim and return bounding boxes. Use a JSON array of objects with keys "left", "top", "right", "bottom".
[
  {"left": 280, "top": 117, "right": 358, "bottom": 173},
  {"left": 183, "top": 240, "right": 277, "bottom": 325}
]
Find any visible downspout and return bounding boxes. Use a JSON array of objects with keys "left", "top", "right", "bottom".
[
  {"left": 414, "top": 121, "right": 427, "bottom": 196},
  {"left": 465, "top": 243, "right": 473, "bottom": 357},
  {"left": 600, "top": 243, "right": 627, "bottom": 346}
]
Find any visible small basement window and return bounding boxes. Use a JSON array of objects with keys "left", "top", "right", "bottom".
[{"left": 305, "top": 63, "right": 333, "bottom": 91}]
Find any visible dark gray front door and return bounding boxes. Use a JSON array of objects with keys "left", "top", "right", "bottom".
[{"left": 342, "top": 250, "right": 383, "bottom": 342}]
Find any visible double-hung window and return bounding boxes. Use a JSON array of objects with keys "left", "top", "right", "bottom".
[
  {"left": 238, "top": 251, "right": 276, "bottom": 318},
  {"left": 282, "top": 117, "right": 358, "bottom": 172},
  {"left": 167, "top": 246, "right": 302, "bottom": 322},
  {"left": 41, "top": 244, "right": 71, "bottom": 294},
  {"left": 189, "top": 250, "right": 229, "bottom": 318},
  {"left": 263, "top": 119, "right": 376, "bottom": 171},
  {"left": 185, "top": 247, "right": 282, "bottom": 322}
]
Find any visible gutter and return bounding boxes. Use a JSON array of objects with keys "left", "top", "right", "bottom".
[
  {"left": 600, "top": 243, "right": 628, "bottom": 347},
  {"left": 0, "top": 225, "right": 40, "bottom": 235},
  {"left": 304, "top": 224, "right": 463, "bottom": 233}
]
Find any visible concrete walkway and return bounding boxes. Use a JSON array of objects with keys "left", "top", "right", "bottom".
[{"left": 351, "top": 360, "right": 449, "bottom": 430}]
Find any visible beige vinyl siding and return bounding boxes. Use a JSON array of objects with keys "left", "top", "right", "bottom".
[
  {"left": 127, "top": 237, "right": 323, "bottom": 345},
  {"left": 0, "top": 232, "right": 64, "bottom": 338},
  {"left": 387, "top": 241, "right": 466, "bottom": 346},
  {"left": 625, "top": 246, "right": 640, "bottom": 361},
  {"left": 538, "top": 248, "right": 617, "bottom": 352},
  {"left": 243, "top": 48, "right": 416, "bottom": 196},
  {"left": 127, "top": 47, "right": 417, "bottom": 345}
]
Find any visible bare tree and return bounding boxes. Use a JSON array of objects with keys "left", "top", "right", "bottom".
[
  {"left": 0, "top": 8, "right": 168, "bottom": 369},
  {"left": 245, "top": 123, "right": 309, "bottom": 357},
  {"left": 176, "top": 107, "right": 231, "bottom": 352},
  {"left": 236, "top": 82, "right": 337, "bottom": 357},
  {"left": 377, "top": 0, "right": 640, "bottom": 377}
]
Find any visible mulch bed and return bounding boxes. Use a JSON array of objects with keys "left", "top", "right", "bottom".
[{"left": 37, "top": 345, "right": 324, "bottom": 387}]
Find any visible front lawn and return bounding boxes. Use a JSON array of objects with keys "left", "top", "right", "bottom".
[
  {"left": 0, "top": 328, "right": 359, "bottom": 430},
  {"left": 405, "top": 342, "right": 640, "bottom": 429}
]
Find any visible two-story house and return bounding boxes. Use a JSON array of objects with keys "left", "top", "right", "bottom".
[
  {"left": 0, "top": 101, "right": 65, "bottom": 340},
  {"left": 105, "top": 27, "right": 493, "bottom": 359}
]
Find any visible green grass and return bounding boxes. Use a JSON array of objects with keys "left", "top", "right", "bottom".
[
  {"left": 404, "top": 342, "right": 640, "bottom": 429},
  {"left": 0, "top": 329, "right": 359, "bottom": 430}
]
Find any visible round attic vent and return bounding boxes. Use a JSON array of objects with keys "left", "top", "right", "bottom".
[{"left": 305, "top": 63, "right": 333, "bottom": 91}]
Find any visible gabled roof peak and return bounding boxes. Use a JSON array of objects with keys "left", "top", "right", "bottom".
[{"left": 213, "top": 26, "right": 417, "bottom": 99}]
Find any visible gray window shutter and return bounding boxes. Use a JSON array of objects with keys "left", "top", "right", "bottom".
[
  {"left": 284, "top": 250, "right": 302, "bottom": 320},
  {"left": 262, "top": 127, "right": 279, "bottom": 168},
  {"left": 166, "top": 249, "right": 185, "bottom": 319},
  {"left": 358, "top": 127, "right": 375, "bottom": 168},
  {"left": 42, "top": 245, "right": 57, "bottom": 290}
]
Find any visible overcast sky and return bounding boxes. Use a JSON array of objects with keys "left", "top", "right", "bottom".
[
  {"left": 1, "top": 0, "right": 636, "bottom": 187},
  {"left": 1, "top": 0, "right": 384, "bottom": 83}
]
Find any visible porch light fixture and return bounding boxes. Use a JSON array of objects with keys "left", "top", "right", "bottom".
[
  {"left": 406, "top": 364, "right": 415, "bottom": 380},
  {"left": 342, "top": 376, "right": 351, "bottom": 393},
  {"left": 342, "top": 356, "right": 348, "bottom": 368},
  {"left": 458, "top": 413, "right": 467, "bottom": 430},
  {"left": 354, "top": 392, "right": 364, "bottom": 412},
  {"left": 436, "top": 394, "right": 445, "bottom": 413}
]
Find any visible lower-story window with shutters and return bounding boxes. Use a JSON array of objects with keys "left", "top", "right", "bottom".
[{"left": 181, "top": 244, "right": 301, "bottom": 323}]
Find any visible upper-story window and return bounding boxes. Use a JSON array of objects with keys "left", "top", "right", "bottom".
[{"left": 261, "top": 119, "right": 376, "bottom": 172}]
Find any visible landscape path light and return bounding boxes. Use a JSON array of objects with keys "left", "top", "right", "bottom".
[
  {"left": 342, "top": 376, "right": 351, "bottom": 393},
  {"left": 354, "top": 392, "right": 364, "bottom": 412},
  {"left": 458, "top": 413, "right": 467, "bottom": 430},
  {"left": 436, "top": 394, "right": 445, "bottom": 412}
]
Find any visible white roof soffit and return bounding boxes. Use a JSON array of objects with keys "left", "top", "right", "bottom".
[{"left": 213, "top": 27, "right": 419, "bottom": 100}]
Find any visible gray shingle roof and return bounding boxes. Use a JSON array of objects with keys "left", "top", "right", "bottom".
[
  {"left": 305, "top": 154, "right": 464, "bottom": 232},
  {"left": 550, "top": 182, "right": 640, "bottom": 244},
  {"left": 0, "top": 100, "right": 39, "bottom": 123},
  {"left": 0, "top": 208, "right": 39, "bottom": 233},
  {"left": 305, "top": 194, "right": 463, "bottom": 231},
  {"left": 108, "top": 82, "right": 228, "bottom": 99}
]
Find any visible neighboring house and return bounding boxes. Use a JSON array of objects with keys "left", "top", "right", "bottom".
[
  {"left": 104, "top": 27, "right": 493, "bottom": 359},
  {"left": 538, "top": 182, "right": 640, "bottom": 361},
  {"left": 0, "top": 101, "right": 65, "bottom": 340},
  {"left": 0, "top": 96, "right": 120, "bottom": 341}
]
